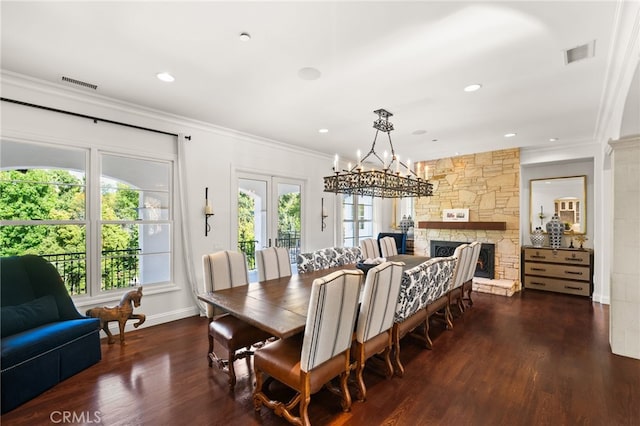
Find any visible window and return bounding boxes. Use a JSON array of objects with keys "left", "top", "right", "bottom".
[
  {"left": 0, "top": 140, "right": 173, "bottom": 296},
  {"left": 342, "top": 194, "right": 373, "bottom": 247}
]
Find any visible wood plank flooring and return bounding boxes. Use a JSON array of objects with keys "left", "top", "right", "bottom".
[{"left": 3, "top": 290, "right": 639, "bottom": 426}]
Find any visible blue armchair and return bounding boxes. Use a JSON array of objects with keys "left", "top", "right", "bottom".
[{"left": 1, "top": 255, "right": 102, "bottom": 413}]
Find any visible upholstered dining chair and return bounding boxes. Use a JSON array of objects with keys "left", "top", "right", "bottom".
[
  {"left": 462, "top": 241, "right": 482, "bottom": 307},
  {"left": 253, "top": 269, "right": 363, "bottom": 426},
  {"left": 360, "top": 238, "right": 381, "bottom": 260},
  {"left": 379, "top": 236, "right": 398, "bottom": 257},
  {"left": 352, "top": 261, "right": 404, "bottom": 401},
  {"left": 447, "top": 244, "right": 470, "bottom": 320},
  {"left": 202, "top": 251, "right": 272, "bottom": 389},
  {"left": 256, "top": 247, "right": 292, "bottom": 281}
]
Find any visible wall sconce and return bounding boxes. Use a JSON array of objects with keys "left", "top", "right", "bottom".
[
  {"left": 321, "top": 197, "right": 329, "bottom": 231},
  {"left": 204, "top": 187, "right": 214, "bottom": 236}
]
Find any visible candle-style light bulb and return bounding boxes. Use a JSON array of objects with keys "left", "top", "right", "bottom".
[
  {"left": 334, "top": 154, "right": 339, "bottom": 171},
  {"left": 357, "top": 149, "right": 361, "bottom": 168}
]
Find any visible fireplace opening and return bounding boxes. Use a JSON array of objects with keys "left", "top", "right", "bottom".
[{"left": 430, "top": 240, "right": 495, "bottom": 279}]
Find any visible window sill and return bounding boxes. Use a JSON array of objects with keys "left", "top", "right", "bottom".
[{"left": 73, "top": 283, "right": 182, "bottom": 308}]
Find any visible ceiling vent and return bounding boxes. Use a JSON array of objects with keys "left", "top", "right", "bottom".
[
  {"left": 564, "top": 40, "right": 596, "bottom": 65},
  {"left": 61, "top": 76, "right": 98, "bottom": 90}
]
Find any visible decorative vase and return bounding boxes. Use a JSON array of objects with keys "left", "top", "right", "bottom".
[
  {"left": 546, "top": 214, "right": 564, "bottom": 249},
  {"left": 399, "top": 215, "right": 410, "bottom": 233},
  {"left": 530, "top": 227, "right": 545, "bottom": 248},
  {"left": 406, "top": 226, "right": 415, "bottom": 239}
]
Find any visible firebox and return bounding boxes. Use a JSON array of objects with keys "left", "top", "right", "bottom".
[{"left": 429, "top": 240, "right": 495, "bottom": 279}]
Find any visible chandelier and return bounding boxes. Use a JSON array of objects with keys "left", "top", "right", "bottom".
[{"left": 323, "top": 108, "right": 433, "bottom": 198}]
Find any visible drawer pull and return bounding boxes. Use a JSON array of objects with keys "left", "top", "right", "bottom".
[
  {"left": 565, "top": 257, "right": 584, "bottom": 262},
  {"left": 564, "top": 285, "right": 583, "bottom": 291},
  {"left": 531, "top": 267, "right": 546, "bottom": 272},
  {"left": 565, "top": 271, "right": 583, "bottom": 276},
  {"left": 530, "top": 255, "right": 546, "bottom": 259},
  {"left": 530, "top": 282, "right": 546, "bottom": 286}
]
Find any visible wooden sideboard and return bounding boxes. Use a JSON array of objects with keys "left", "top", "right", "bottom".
[{"left": 521, "top": 246, "right": 594, "bottom": 297}]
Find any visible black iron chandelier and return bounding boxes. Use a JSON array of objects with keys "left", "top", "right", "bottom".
[{"left": 323, "top": 108, "right": 433, "bottom": 198}]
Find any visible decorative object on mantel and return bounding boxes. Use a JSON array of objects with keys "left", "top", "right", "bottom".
[
  {"left": 442, "top": 208, "right": 469, "bottom": 222},
  {"left": 321, "top": 197, "right": 329, "bottom": 231},
  {"left": 323, "top": 108, "right": 433, "bottom": 198},
  {"left": 86, "top": 287, "right": 146, "bottom": 345},
  {"left": 418, "top": 221, "right": 507, "bottom": 231},
  {"left": 204, "top": 187, "right": 214, "bottom": 236},
  {"left": 546, "top": 213, "right": 563, "bottom": 249},
  {"left": 530, "top": 227, "right": 545, "bottom": 248}
]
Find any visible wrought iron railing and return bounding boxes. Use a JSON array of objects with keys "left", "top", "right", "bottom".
[
  {"left": 40, "top": 248, "right": 141, "bottom": 295},
  {"left": 238, "top": 240, "right": 258, "bottom": 269},
  {"left": 238, "top": 234, "right": 300, "bottom": 270}
]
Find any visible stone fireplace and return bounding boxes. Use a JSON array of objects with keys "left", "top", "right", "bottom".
[{"left": 430, "top": 240, "right": 495, "bottom": 279}]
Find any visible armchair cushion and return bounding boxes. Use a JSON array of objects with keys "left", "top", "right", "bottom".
[{"left": 1, "top": 295, "right": 60, "bottom": 338}]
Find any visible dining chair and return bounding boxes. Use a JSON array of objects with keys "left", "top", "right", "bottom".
[
  {"left": 447, "top": 244, "right": 470, "bottom": 320},
  {"left": 379, "top": 236, "right": 398, "bottom": 257},
  {"left": 253, "top": 269, "right": 363, "bottom": 426},
  {"left": 256, "top": 247, "right": 292, "bottom": 281},
  {"left": 202, "top": 250, "right": 272, "bottom": 389},
  {"left": 352, "top": 261, "right": 404, "bottom": 401},
  {"left": 462, "top": 241, "right": 482, "bottom": 307},
  {"left": 360, "top": 238, "right": 381, "bottom": 260}
]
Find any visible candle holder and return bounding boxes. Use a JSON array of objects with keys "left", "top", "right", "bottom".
[
  {"left": 321, "top": 197, "right": 329, "bottom": 231},
  {"left": 205, "top": 187, "right": 214, "bottom": 236}
]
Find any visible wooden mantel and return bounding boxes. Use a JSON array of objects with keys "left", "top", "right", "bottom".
[{"left": 418, "top": 221, "right": 507, "bottom": 231}]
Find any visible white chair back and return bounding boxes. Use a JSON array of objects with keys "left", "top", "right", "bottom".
[
  {"left": 449, "top": 244, "right": 469, "bottom": 290},
  {"left": 465, "top": 242, "right": 482, "bottom": 282},
  {"left": 202, "top": 251, "right": 249, "bottom": 318},
  {"left": 356, "top": 261, "right": 404, "bottom": 344},
  {"left": 379, "top": 236, "right": 398, "bottom": 257},
  {"left": 360, "top": 238, "right": 381, "bottom": 259},
  {"left": 256, "top": 247, "right": 292, "bottom": 281},
  {"left": 300, "top": 269, "right": 363, "bottom": 372}
]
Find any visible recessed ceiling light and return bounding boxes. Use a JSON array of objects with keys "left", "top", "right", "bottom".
[
  {"left": 412, "top": 130, "right": 427, "bottom": 135},
  {"left": 549, "top": 137, "right": 559, "bottom": 142},
  {"left": 318, "top": 128, "right": 329, "bottom": 134},
  {"left": 298, "top": 67, "right": 321, "bottom": 81},
  {"left": 464, "top": 84, "right": 482, "bottom": 92},
  {"left": 156, "top": 72, "right": 175, "bottom": 83},
  {"left": 239, "top": 32, "right": 251, "bottom": 41},
  {"left": 431, "top": 138, "right": 439, "bottom": 142},
  {"left": 504, "top": 132, "right": 517, "bottom": 138}
]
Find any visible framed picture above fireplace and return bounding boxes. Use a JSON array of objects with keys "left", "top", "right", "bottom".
[{"left": 442, "top": 208, "right": 469, "bottom": 222}]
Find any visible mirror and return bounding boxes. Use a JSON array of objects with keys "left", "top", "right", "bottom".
[{"left": 530, "top": 175, "right": 586, "bottom": 234}]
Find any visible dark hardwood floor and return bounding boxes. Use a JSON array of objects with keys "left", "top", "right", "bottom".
[{"left": 3, "top": 290, "right": 639, "bottom": 426}]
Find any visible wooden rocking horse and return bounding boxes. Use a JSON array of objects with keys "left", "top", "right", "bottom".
[{"left": 86, "top": 286, "right": 146, "bottom": 345}]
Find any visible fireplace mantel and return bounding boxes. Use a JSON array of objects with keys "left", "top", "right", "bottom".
[{"left": 418, "top": 221, "right": 507, "bottom": 231}]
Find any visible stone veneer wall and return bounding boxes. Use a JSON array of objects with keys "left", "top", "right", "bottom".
[{"left": 415, "top": 148, "right": 520, "bottom": 282}]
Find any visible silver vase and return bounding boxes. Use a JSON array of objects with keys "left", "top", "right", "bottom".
[{"left": 530, "top": 228, "right": 545, "bottom": 248}]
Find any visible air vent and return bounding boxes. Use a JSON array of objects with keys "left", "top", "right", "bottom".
[
  {"left": 61, "top": 76, "right": 98, "bottom": 90},
  {"left": 564, "top": 40, "right": 596, "bottom": 65}
]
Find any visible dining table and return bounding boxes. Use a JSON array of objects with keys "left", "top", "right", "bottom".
[{"left": 197, "top": 254, "right": 429, "bottom": 339}]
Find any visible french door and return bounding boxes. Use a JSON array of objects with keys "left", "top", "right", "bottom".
[{"left": 234, "top": 172, "right": 303, "bottom": 272}]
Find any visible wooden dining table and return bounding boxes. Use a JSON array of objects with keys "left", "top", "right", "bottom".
[{"left": 197, "top": 254, "right": 428, "bottom": 339}]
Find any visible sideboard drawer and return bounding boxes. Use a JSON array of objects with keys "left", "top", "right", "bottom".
[
  {"left": 523, "top": 276, "right": 590, "bottom": 296},
  {"left": 524, "top": 248, "right": 590, "bottom": 265},
  {"left": 524, "top": 262, "right": 590, "bottom": 282}
]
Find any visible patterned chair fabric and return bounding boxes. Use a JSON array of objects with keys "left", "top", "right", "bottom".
[
  {"left": 360, "top": 238, "right": 381, "bottom": 259},
  {"left": 297, "top": 247, "right": 362, "bottom": 273},
  {"left": 256, "top": 247, "right": 292, "bottom": 281},
  {"left": 296, "top": 251, "right": 328, "bottom": 274},
  {"left": 324, "top": 247, "right": 342, "bottom": 268},
  {"left": 342, "top": 246, "right": 363, "bottom": 264},
  {"left": 202, "top": 250, "right": 249, "bottom": 318},
  {"left": 380, "top": 236, "right": 399, "bottom": 257},
  {"left": 394, "top": 258, "right": 437, "bottom": 323},
  {"left": 424, "top": 256, "right": 456, "bottom": 305}
]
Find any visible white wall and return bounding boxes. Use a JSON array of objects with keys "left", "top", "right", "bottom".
[{"left": 1, "top": 72, "right": 336, "bottom": 332}]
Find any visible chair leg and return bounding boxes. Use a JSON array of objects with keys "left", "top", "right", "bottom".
[
  {"left": 227, "top": 351, "right": 237, "bottom": 389},
  {"left": 425, "top": 317, "right": 433, "bottom": 350},
  {"left": 207, "top": 333, "right": 214, "bottom": 367},
  {"left": 253, "top": 368, "right": 264, "bottom": 411},
  {"left": 392, "top": 324, "right": 404, "bottom": 377},
  {"left": 354, "top": 349, "right": 366, "bottom": 402},
  {"left": 299, "top": 374, "right": 312, "bottom": 426}
]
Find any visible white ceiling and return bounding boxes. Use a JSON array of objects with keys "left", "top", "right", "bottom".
[{"left": 0, "top": 1, "right": 630, "bottom": 162}]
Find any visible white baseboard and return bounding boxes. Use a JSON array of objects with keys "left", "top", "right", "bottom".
[{"left": 100, "top": 306, "right": 200, "bottom": 337}]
